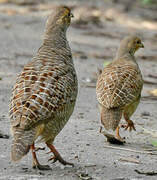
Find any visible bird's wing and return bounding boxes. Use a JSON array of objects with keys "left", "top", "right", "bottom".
[
  {"left": 9, "top": 56, "right": 77, "bottom": 130},
  {"left": 96, "top": 59, "right": 143, "bottom": 109}
]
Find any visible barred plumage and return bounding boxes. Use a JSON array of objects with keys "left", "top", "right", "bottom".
[
  {"left": 9, "top": 6, "right": 77, "bottom": 169},
  {"left": 96, "top": 36, "right": 144, "bottom": 142}
]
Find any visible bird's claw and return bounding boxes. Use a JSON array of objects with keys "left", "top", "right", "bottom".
[
  {"left": 48, "top": 156, "right": 57, "bottom": 163},
  {"left": 121, "top": 120, "right": 136, "bottom": 131},
  {"left": 46, "top": 151, "right": 52, "bottom": 154},
  {"left": 32, "top": 163, "right": 51, "bottom": 170},
  {"left": 115, "top": 134, "right": 126, "bottom": 143},
  {"left": 48, "top": 155, "right": 74, "bottom": 167}
]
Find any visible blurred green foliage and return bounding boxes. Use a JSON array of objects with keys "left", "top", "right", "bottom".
[
  {"left": 103, "top": 61, "right": 111, "bottom": 67},
  {"left": 141, "top": 0, "right": 152, "bottom": 4},
  {"left": 151, "top": 140, "right": 157, "bottom": 147}
]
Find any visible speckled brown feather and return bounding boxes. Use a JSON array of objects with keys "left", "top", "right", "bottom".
[
  {"left": 9, "top": 6, "right": 78, "bottom": 161},
  {"left": 10, "top": 54, "right": 77, "bottom": 130},
  {"left": 97, "top": 59, "right": 143, "bottom": 109},
  {"left": 96, "top": 36, "right": 143, "bottom": 131}
]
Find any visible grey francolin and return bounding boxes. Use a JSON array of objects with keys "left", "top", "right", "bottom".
[
  {"left": 9, "top": 6, "right": 78, "bottom": 170},
  {"left": 96, "top": 36, "right": 144, "bottom": 143}
]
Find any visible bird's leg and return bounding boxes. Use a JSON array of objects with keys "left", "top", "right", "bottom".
[
  {"left": 31, "top": 143, "right": 51, "bottom": 170},
  {"left": 115, "top": 126, "right": 125, "bottom": 142},
  {"left": 122, "top": 113, "right": 136, "bottom": 131},
  {"left": 122, "top": 100, "right": 139, "bottom": 132},
  {"left": 46, "top": 143, "right": 74, "bottom": 166},
  {"left": 99, "top": 126, "right": 125, "bottom": 144}
]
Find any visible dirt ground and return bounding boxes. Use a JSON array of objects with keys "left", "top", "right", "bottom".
[{"left": 0, "top": 0, "right": 157, "bottom": 179}]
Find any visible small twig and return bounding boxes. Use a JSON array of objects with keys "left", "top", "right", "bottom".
[
  {"left": 84, "top": 164, "right": 96, "bottom": 168},
  {"left": 148, "top": 74, "right": 157, "bottom": 79},
  {"left": 103, "top": 145, "right": 157, "bottom": 155},
  {"left": 135, "top": 169, "right": 157, "bottom": 176},
  {"left": 99, "top": 126, "right": 103, "bottom": 133},
  {"left": 119, "top": 157, "right": 140, "bottom": 164},
  {"left": 81, "top": 82, "right": 96, "bottom": 88},
  {"left": 143, "top": 148, "right": 157, "bottom": 152},
  {"left": 141, "top": 96, "right": 157, "bottom": 101},
  {"left": 144, "top": 80, "right": 157, "bottom": 85}
]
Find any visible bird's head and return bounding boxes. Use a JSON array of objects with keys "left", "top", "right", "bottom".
[
  {"left": 127, "top": 36, "right": 144, "bottom": 55},
  {"left": 45, "top": 6, "right": 73, "bottom": 33},
  {"left": 117, "top": 36, "right": 144, "bottom": 58}
]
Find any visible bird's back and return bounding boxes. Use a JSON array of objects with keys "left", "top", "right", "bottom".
[
  {"left": 96, "top": 57, "right": 143, "bottom": 109},
  {"left": 10, "top": 43, "right": 78, "bottom": 132}
]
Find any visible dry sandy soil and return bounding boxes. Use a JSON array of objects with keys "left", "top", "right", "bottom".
[{"left": 0, "top": 0, "right": 157, "bottom": 179}]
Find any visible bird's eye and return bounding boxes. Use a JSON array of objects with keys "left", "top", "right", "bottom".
[
  {"left": 136, "top": 40, "right": 141, "bottom": 44},
  {"left": 68, "top": 12, "right": 71, "bottom": 17}
]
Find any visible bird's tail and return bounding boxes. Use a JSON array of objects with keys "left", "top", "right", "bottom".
[
  {"left": 100, "top": 106, "right": 122, "bottom": 131},
  {"left": 11, "top": 127, "right": 35, "bottom": 162}
]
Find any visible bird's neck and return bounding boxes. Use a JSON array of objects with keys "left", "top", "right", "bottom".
[
  {"left": 40, "top": 27, "right": 72, "bottom": 61},
  {"left": 43, "top": 26, "right": 67, "bottom": 48},
  {"left": 116, "top": 46, "right": 135, "bottom": 60}
]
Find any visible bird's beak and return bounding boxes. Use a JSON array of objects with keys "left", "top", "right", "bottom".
[
  {"left": 140, "top": 43, "right": 144, "bottom": 48},
  {"left": 70, "top": 13, "right": 74, "bottom": 18}
]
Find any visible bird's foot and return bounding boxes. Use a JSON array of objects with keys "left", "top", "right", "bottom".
[
  {"left": 121, "top": 120, "right": 136, "bottom": 131},
  {"left": 33, "top": 163, "right": 51, "bottom": 170},
  {"left": 31, "top": 143, "right": 51, "bottom": 170},
  {"left": 46, "top": 143, "right": 74, "bottom": 167},
  {"left": 100, "top": 127, "right": 125, "bottom": 145},
  {"left": 48, "top": 155, "right": 74, "bottom": 166},
  {"left": 106, "top": 133, "right": 125, "bottom": 145},
  {"left": 115, "top": 134, "right": 125, "bottom": 143}
]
